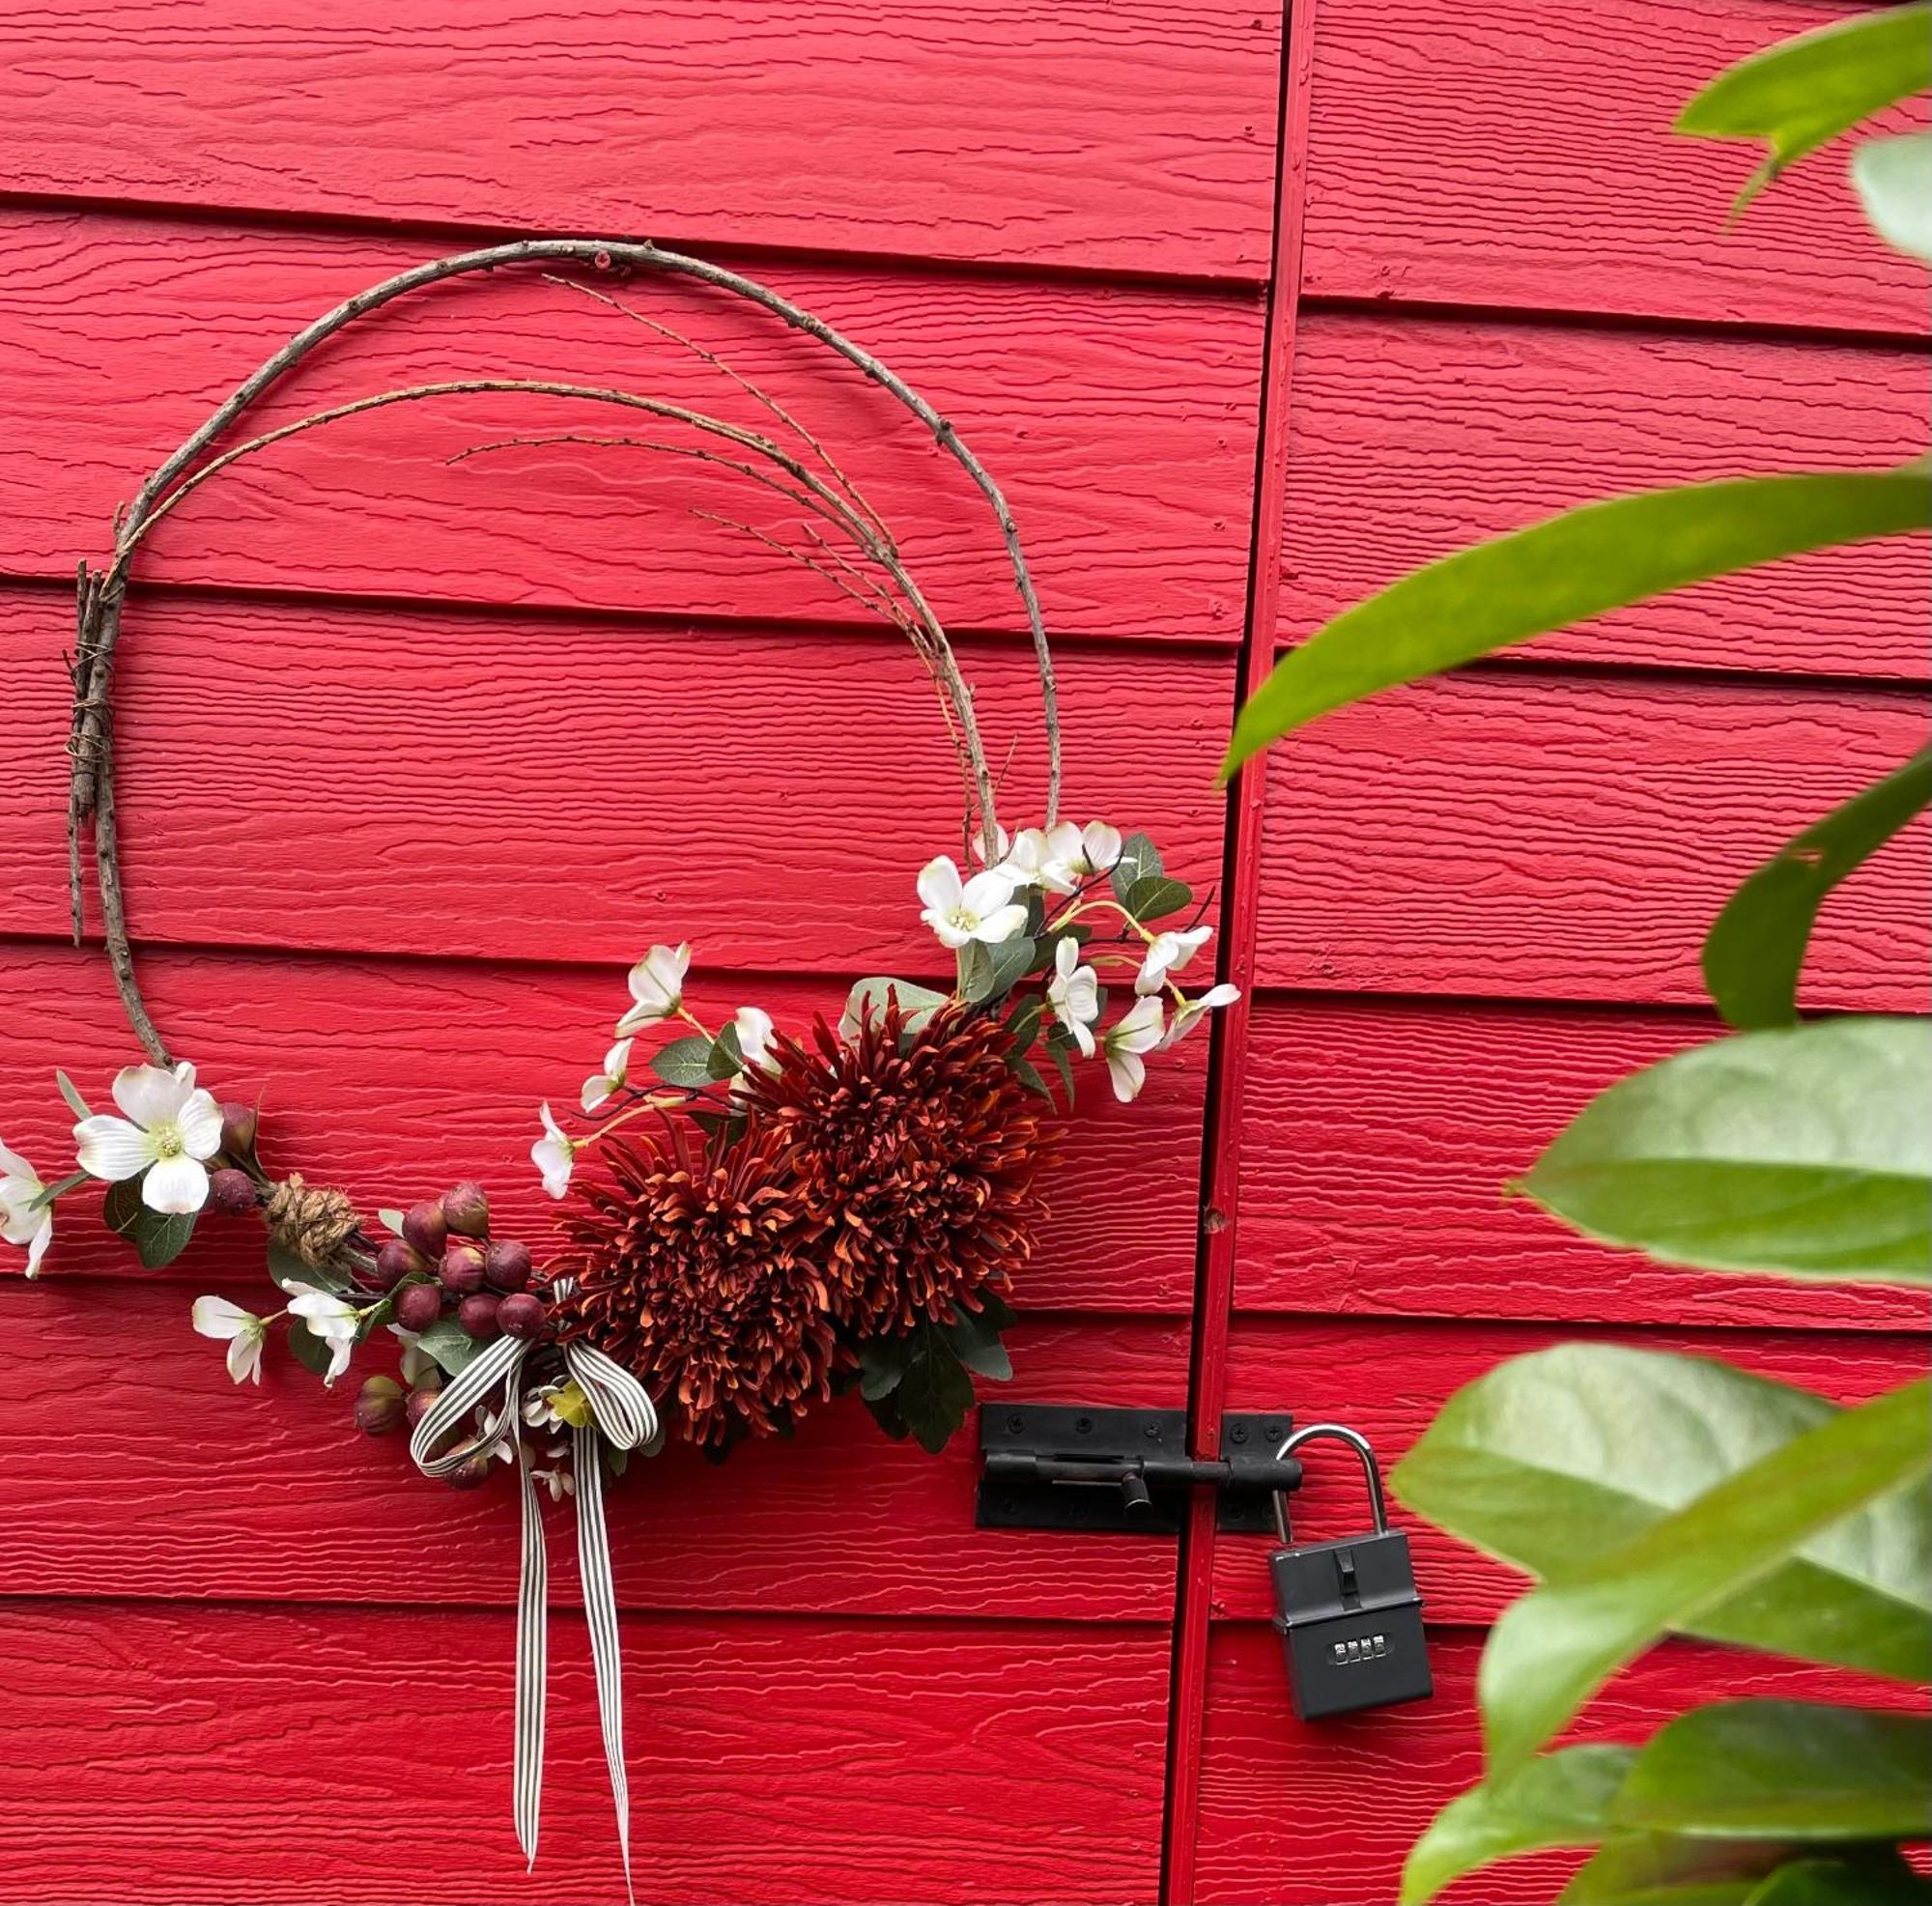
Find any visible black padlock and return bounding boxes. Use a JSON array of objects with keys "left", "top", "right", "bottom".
[{"left": 1268, "top": 1423, "right": 1433, "bottom": 1721}]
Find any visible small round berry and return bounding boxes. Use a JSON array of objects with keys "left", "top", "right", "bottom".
[
  {"left": 355, "top": 1375, "right": 406, "bottom": 1437},
  {"left": 394, "top": 1280, "right": 443, "bottom": 1333},
  {"left": 405, "top": 1386, "right": 441, "bottom": 1429},
  {"left": 441, "top": 1180, "right": 491, "bottom": 1238},
  {"left": 440, "top": 1242, "right": 487, "bottom": 1295},
  {"left": 402, "top": 1199, "right": 448, "bottom": 1259},
  {"left": 444, "top": 1451, "right": 493, "bottom": 1490},
  {"left": 207, "top": 1167, "right": 258, "bottom": 1216},
  {"left": 218, "top": 1101, "right": 258, "bottom": 1159},
  {"left": 484, "top": 1238, "right": 533, "bottom": 1293},
  {"left": 497, "top": 1292, "right": 548, "bottom": 1340},
  {"left": 377, "top": 1238, "right": 428, "bottom": 1286},
  {"left": 457, "top": 1292, "right": 501, "bottom": 1339}
]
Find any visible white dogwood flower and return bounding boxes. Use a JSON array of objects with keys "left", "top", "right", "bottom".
[
  {"left": 1045, "top": 937, "right": 1101, "bottom": 1058},
  {"left": 532, "top": 1465, "right": 576, "bottom": 1502},
  {"left": 1158, "top": 983, "right": 1241, "bottom": 1050},
  {"left": 1135, "top": 925, "right": 1213, "bottom": 996},
  {"left": 73, "top": 1061, "right": 223, "bottom": 1213},
  {"left": 287, "top": 1284, "right": 359, "bottom": 1385},
  {"left": 191, "top": 1294, "right": 268, "bottom": 1386},
  {"left": 731, "top": 1006, "right": 777, "bottom": 1071},
  {"left": 1039, "top": 820, "right": 1125, "bottom": 895},
  {"left": 616, "top": 944, "right": 690, "bottom": 1034},
  {"left": 0, "top": 1141, "right": 53, "bottom": 1278},
  {"left": 580, "top": 1038, "right": 633, "bottom": 1114},
  {"left": 531, "top": 1102, "right": 577, "bottom": 1200},
  {"left": 918, "top": 857, "right": 1027, "bottom": 950},
  {"left": 1101, "top": 996, "right": 1166, "bottom": 1103}
]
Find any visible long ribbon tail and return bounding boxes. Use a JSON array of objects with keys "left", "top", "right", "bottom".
[
  {"left": 575, "top": 1419, "right": 635, "bottom": 1906},
  {"left": 408, "top": 1336, "right": 547, "bottom": 1868}
]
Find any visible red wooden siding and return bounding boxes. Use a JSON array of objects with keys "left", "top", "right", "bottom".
[{"left": 0, "top": 2, "right": 1926, "bottom": 1903}]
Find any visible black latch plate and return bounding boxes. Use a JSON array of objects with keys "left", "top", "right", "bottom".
[{"left": 976, "top": 1404, "right": 1296, "bottom": 1534}]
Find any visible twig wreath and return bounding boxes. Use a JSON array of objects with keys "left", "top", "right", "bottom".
[{"left": 1, "top": 239, "right": 1238, "bottom": 1886}]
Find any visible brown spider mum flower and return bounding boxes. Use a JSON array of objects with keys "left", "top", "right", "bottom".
[
  {"left": 554, "top": 1118, "right": 837, "bottom": 1447},
  {"left": 739, "top": 997, "right": 1055, "bottom": 1337}
]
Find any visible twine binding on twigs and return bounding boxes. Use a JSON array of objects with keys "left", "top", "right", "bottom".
[{"left": 261, "top": 1174, "right": 362, "bottom": 1269}]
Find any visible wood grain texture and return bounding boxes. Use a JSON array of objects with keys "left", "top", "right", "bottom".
[
  {"left": 0, "top": 1602, "right": 1171, "bottom": 1904},
  {"left": 1208, "top": 1316, "right": 1929, "bottom": 1625},
  {"left": 0, "top": 587, "right": 1234, "bottom": 973},
  {"left": 0, "top": 1277, "right": 1186, "bottom": 1619},
  {"left": 1301, "top": 0, "right": 1932, "bottom": 332},
  {"left": 0, "top": 210, "right": 1261, "bottom": 640},
  {"left": 0, "top": 944, "right": 1206, "bottom": 1314},
  {"left": 1283, "top": 313, "right": 1932, "bottom": 680},
  {"left": 1235, "top": 995, "right": 1928, "bottom": 1332},
  {"left": 1255, "top": 669, "right": 1931, "bottom": 1006},
  {"left": 0, "top": 2, "right": 1279, "bottom": 281},
  {"left": 1189, "top": 1628, "right": 1926, "bottom": 1905}
]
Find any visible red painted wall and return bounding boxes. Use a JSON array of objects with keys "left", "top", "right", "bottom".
[{"left": 0, "top": 5, "right": 1923, "bottom": 1903}]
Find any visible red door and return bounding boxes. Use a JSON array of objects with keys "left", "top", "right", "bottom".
[{"left": 0, "top": 3, "right": 1921, "bottom": 1903}]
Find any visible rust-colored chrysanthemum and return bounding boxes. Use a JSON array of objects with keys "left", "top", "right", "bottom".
[
  {"left": 739, "top": 997, "right": 1055, "bottom": 1337},
  {"left": 554, "top": 1118, "right": 837, "bottom": 1446}
]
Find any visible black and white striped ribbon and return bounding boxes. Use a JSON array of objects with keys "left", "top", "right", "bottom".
[{"left": 408, "top": 1330, "right": 657, "bottom": 1899}]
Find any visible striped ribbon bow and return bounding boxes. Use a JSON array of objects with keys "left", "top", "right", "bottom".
[{"left": 409, "top": 1324, "right": 657, "bottom": 1900}]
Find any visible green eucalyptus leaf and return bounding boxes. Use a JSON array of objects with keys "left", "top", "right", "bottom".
[
  {"left": 858, "top": 1335, "right": 910, "bottom": 1403},
  {"left": 1393, "top": 1345, "right": 1932, "bottom": 1686},
  {"left": 1401, "top": 1744, "right": 1636, "bottom": 1905},
  {"left": 1746, "top": 1859, "right": 1932, "bottom": 1906},
  {"left": 1479, "top": 1378, "right": 1932, "bottom": 1778},
  {"left": 1522, "top": 1019, "right": 1932, "bottom": 1285},
  {"left": 102, "top": 1175, "right": 198, "bottom": 1270},
  {"left": 1675, "top": 4, "right": 1932, "bottom": 205},
  {"left": 1110, "top": 832, "right": 1163, "bottom": 901},
  {"left": 377, "top": 1208, "right": 408, "bottom": 1237},
  {"left": 962, "top": 936, "right": 1035, "bottom": 1005},
  {"left": 285, "top": 1319, "right": 336, "bottom": 1379},
  {"left": 1853, "top": 130, "right": 1932, "bottom": 262},
  {"left": 971, "top": 1287, "right": 1018, "bottom": 1332},
  {"left": 862, "top": 1385, "right": 912, "bottom": 1442},
  {"left": 942, "top": 1306, "right": 1013, "bottom": 1381},
  {"left": 54, "top": 1069, "right": 93, "bottom": 1120},
  {"left": 1704, "top": 750, "right": 1932, "bottom": 1031},
  {"left": 844, "top": 977, "right": 949, "bottom": 1037},
  {"left": 1222, "top": 469, "right": 1932, "bottom": 774},
  {"left": 413, "top": 1317, "right": 479, "bottom": 1380},
  {"left": 1006, "top": 993, "right": 1044, "bottom": 1053},
  {"left": 1612, "top": 1701, "right": 1932, "bottom": 1842},
  {"left": 26, "top": 1169, "right": 89, "bottom": 1212},
  {"left": 705, "top": 1018, "right": 745, "bottom": 1080},
  {"left": 650, "top": 1035, "right": 716, "bottom": 1089},
  {"left": 895, "top": 1324, "right": 976, "bottom": 1455},
  {"left": 1122, "top": 875, "right": 1193, "bottom": 923},
  {"left": 1008, "top": 1053, "right": 1052, "bottom": 1103},
  {"left": 268, "top": 1240, "right": 349, "bottom": 1295},
  {"left": 1042, "top": 1026, "right": 1077, "bottom": 1107}
]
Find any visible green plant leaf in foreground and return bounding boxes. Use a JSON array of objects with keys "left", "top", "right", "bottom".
[
  {"left": 1401, "top": 1744, "right": 1635, "bottom": 1904},
  {"left": 1522, "top": 1018, "right": 1932, "bottom": 1285},
  {"left": 1478, "top": 1378, "right": 1932, "bottom": 1778},
  {"left": 1703, "top": 748, "right": 1932, "bottom": 1031},
  {"left": 1392, "top": 1344, "right": 1931, "bottom": 1683},
  {"left": 1854, "top": 131, "right": 1932, "bottom": 262},
  {"left": 1674, "top": 3, "right": 1932, "bottom": 204},
  {"left": 1220, "top": 469, "right": 1932, "bottom": 773},
  {"left": 1611, "top": 1701, "right": 1932, "bottom": 1842}
]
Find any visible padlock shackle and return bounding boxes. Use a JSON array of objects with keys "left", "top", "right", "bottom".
[{"left": 1271, "top": 1422, "right": 1388, "bottom": 1542}]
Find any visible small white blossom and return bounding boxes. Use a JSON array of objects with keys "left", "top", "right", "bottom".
[
  {"left": 1101, "top": 996, "right": 1166, "bottom": 1103},
  {"left": 1039, "top": 821, "right": 1125, "bottom": 896},
  {"left": 991, "top": 825, "right": 1061, "bottom": 889},
  {"left": 1158, "top": 983, "right": 1240, "bottom": 1051},
  {"left": 616, "top": 944, "right": 690, "bottom": 1034},
  {"left": 580, "top": 1038, "right": 633, "bottom": 1114},
  {"left": 286, "top": 1283, "right": 359, "bottom": 1386},
  {"left": 532, "top": 1464, "right": 576, "bottom": 1502},
  {"left": 0, "top": 1140, "right": 53, "bottom": 1278},
  {"left": 1135, "top": 925, "right": 1213, "bottom": 996},
  {"left": 731, "top": 1006, "right": 777, "bottom": 1071},
  {"left": 1045, "top": 937, "right": 1101, "bottom": 1059},
  {"left": 72, "top": 1061, "right": 223, "bottom": 1213},
  {"left": 531, "top": 1101, "right": 577, "bottom": 1200},
  {"left": 191, "top": 1294, "right": 268, "bottom": 1386},
  {"left": 972, "top": 823, "right": 1011, "bottom": 868},
  {"left": 918, "top": 857, "right": 1028, "bottom": 950},
  {"left": 388, "top": 1322, "right": 439, "bottom": 1388}
]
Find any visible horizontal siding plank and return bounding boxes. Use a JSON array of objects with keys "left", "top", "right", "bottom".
[
  {"left": 1191, "top": 1627, "right": 1924, "bottom": 1905},
  {"left": 0, "top": 1602, "right": 1170, "bottom": 1904},
  {"left": 0, "top": 1279, "right": 1185, "bottom": 1619},
  {"left": 1235, "top": 995, "right": 1927, "bottom": 1332},
  {"left": 0, "top": 590, "right": 1233, "bottom": 977},
  {"left": 1255, "top": 670, "right": 1930, "bottom": 1006},
  {"left": 1302, "top": 0, "right": 1931, "bottom": 333},
  {"left": 1284, "top": 313, "right": 1931, "bottom": 681},
  {"left": 0, "top": 946, "right": 1207, "bottom": 1315},
  {"left": 0, "top": 1, "right": 1279, "bottom": 279},
  {"left": 0, "top": 210, "right": 1260, "bottom": 639},
  {"left": 1209, "top": 1317, "right": 1927, "bottom": 1624}
]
